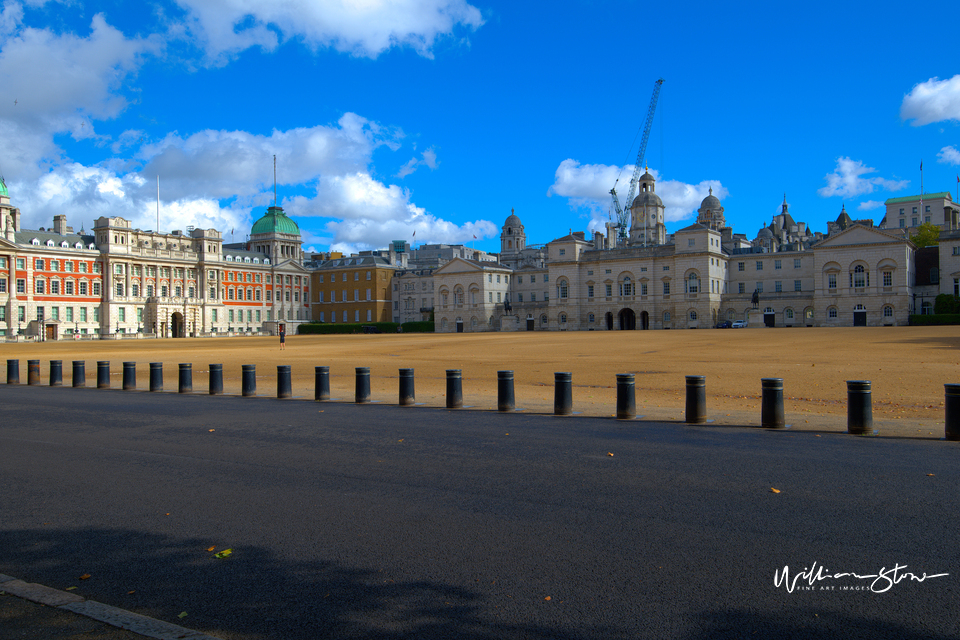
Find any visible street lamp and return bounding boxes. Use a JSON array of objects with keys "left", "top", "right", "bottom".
[{"left": 74, "top": 320, "right": 78, "bottom": 335}]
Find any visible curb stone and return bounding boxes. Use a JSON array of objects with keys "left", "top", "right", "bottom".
[{"left": 0, "top": 573, "right": 220, "bottom": 640}]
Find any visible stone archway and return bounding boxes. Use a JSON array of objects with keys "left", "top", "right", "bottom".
[
  {"left": 171, "top": 312, "right": 185, "bottom": 338},
  {"left": 640, "top": 311, "right": 649, "bottom": 330},
  {"left": 618, "top": 308, "right": 636, "bottom": 330}
]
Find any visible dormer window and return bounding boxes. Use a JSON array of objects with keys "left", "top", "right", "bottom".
[
  {"left": 31, "top": 238, "right": 39, "bottom": 245},
  {"left": 46, "top": 240, "right": 54, "bottom": 246},
  {"left": 61, "top": 241, "right": 69, "bottom": 248},
  {"left": 75, "top": 242, "right": 83, "bottom": 249}
]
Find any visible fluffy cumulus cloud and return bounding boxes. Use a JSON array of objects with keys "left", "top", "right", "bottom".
[
  {"left": 172, "top": 0, "right": 484, "bottom": 63},
  {"left": 817, "top": 157, "right": 909, "bottom": 198},
  {"left": 938, "top": 145, "right": 960, "bottom": 165},
  {"left": 547, "top": 159, "right": 728, "bottom": 231},
  {"left": 901, "top": 75, "right": 960, "bottom": 126},
  {"left": 858, "top": 200, "right": 884, "bottom": 211},
  {"left": 396, "top": 146, "right": 439, "bottom": 178},
  {"left": 287, "top": 171, "right": 496, "bottom": 253}
]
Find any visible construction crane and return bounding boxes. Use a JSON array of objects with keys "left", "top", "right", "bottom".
[{"left": 610, "top": 77, "right": 664, "bottom": 244}]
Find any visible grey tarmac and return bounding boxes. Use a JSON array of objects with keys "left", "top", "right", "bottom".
[{"left": 0, "top": 385, "right": 958, "bottom": 639}]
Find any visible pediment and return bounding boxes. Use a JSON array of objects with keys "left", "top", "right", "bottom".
[{"left": 814, "top": 224, "right": 907, "bottom": 249}]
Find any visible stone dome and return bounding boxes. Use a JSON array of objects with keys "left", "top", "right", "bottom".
[
  {"left": 504, "top": 212, "right": 521, "bottom": 228},
  {"left": 700, "top": 187, "right": 721, "bottom": 211},
  {"left": 251, "top": 206, "right": 300, "bottom": 236},
  {"left": 631, "top": 190, "right": 663, "bottom": 210}
]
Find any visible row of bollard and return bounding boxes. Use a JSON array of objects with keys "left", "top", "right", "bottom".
[{"left": 4, "top": 358, "right": 960, "bottom": 440}]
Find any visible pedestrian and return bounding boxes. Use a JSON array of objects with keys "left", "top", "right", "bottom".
[{"left": 279, "top": 327, "right": 286, "bottom": 350}]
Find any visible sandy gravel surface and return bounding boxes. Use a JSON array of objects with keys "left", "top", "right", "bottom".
[{"left": 4, "top": 326, "right": 958, "bottom": 438}]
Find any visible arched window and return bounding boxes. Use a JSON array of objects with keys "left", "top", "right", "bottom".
[
  {"left": 441, "top": 318, "right": 448, "bottom": 330},
  {"left": 557, "top": 279, "right": 568, "bottom": 299},
  {"left": 828, "top": 307, "right": 838, "bottom": 318},
  {"left": 663, "top": 311, "right": 671, "bottom": 323},
  {"left": 454, "top": 286, "right": 464, "bottom": 305},
  {"left": 559, "top": 313, "right": 567, "bottom": 324},
  {"left": 687, "top": 272, "right": 700, "bottom": 294},
  {"left": 883, "top": 305, "right": 893, "bottom": 318},
  {"left": 620, "top": 276, "right": 633, "bottom": 296},
  {"left": 785, "top": 308, "right": 794, "bottom": 319},
  {"left": 689, "top": 310, "right": 697, "bottom": 321},
  {"left": 851, "top": 264, "right": 868, "bottom": 288},
  {"left": 588, "top": 313, "right": 595, "bottom": 322}
]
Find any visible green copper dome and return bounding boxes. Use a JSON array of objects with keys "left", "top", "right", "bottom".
[{"left": 251, "top": 206, "right": 300, "bottom": 236}]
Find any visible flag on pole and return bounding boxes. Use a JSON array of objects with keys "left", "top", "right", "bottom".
[
  {"left": 473, "top": 234, "right": 477, "bottom": 239},
  {"left": 412, "top": 230, "right": 416, "bottom": 238}
]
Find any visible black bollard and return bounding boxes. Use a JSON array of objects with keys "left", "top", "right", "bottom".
[
  {"left": 149, "top": 362, "right": 163, "bottom": 392},
  {"left": 355, "top": 367, "right": 371, "bottom": 403},
  {"left": 399, "top": 368, "right": 415, "bottom": 406},
  {"left": 446, "top": 369, "right": 463, "bottom": 409},
  {"left": 27, "top": 360, "right": 40, "bottom": 386},
  {"left": 241, "top": 364, "right": 256, "bottom": 397},
  {"left": 761, "top": 378, "right": 785, "bottom": 429},
  {"left": 6, "top": 359, "right": 18, "bottom": 385},
  {"left": 49, "top": 360, "right": 62, "bottom": 387},
  {"left": 498, "top": 370, "right": 515, "bottom": 412},
  {"left": 945, "top": 384, "right": 960, "bottom": 441},
  {"left": 123, "top": 362, "right": 136, "bottom": 390},
  {"left": 616, "top": 373, "right": 636, "bottom": 420},
  {"left": 179, "top": 363, "right": 193, "bottom": 393},
  {"left": 277, "top": 365, "right": 292, "bottom": 399},
  {"left": 97, "top": 361, "right": 110, "bottom": 389},
  {"left": 554, "top": 372, "right": 573, "bottom": 416},
  {"left": 685, "top": 375, "right": 707, "bottom": 424},
  {"left": 209, "top": 364, "right": 223, "bottom": 395},
  {"left": 72, "top": 361, "right": 85, "bottom": 387},
  {"left": 315, "top": 366, "right": 330, "bottom": 401},
  {"left": 846, "top": 380, "right": 873, "bottom": 435}
]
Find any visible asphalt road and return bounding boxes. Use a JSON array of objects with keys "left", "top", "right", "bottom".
[{"left": 0, "top": 385, "right": 958, "bottom": 639}]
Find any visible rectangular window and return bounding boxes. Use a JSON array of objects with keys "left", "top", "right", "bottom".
[
  {"left": 518, "top": 276, "right": 523, "bottom": 284},
  {"left": 663, "top": 282, "right": 670, "bottom": 295},
  {"left": 605, "top": 283, "right": 612, "bottom": 296},
  {"left": 794, "top": 259, "right": 801, "bottom": 269},
  {"left": 738, "top": 282, "right": 745, "bottom": 294},
  {"left": 137, "top": 308, "right": 142, "bottom": 322},
  {"left": 641, "top": 283, "right": 648, "bottom": 296},
  {"left": 16, "top": 279, "right": 24, "bottom": 293},
  {"left": 118, "top": 307, "right": 126, "bottom": 322},
  {"left": 488, "top": 292, "right": 493, "bottom": 302},
  {"left": 52, "top": 307, "right": 59, "bottom": 320},
  {"left": 36, "top": 258, "right": 44, "bottom": 270},
  {"left": 794, "top": 280, "right": 802, "bottom": 292},
  {"left": 0, "top": 279, "right": 5, "bottom": 294},
  {"left": 131, "top": 284, "right": 138, "bottom": 297},
  {"left": 51, "top": 280, "right": 60, "bottom": 294},
  {"left": 756, "top": 261, "right": 763, "bottom": 271},
  {"left": 212, "top": 309, "right": 218, "bottom": 322},
  {"left": 883, "top": 271, "right": 892, "bottom": 287},
  {"left": 912, "top": 217, "right": 918, "bottom": 226},
  {"left": 775, "top": 260, "right": 782, "bottom": 270},
  {"left": 115, "top": 282, "right": 124, "bottom": 297},
  {"left": 51, "top": 260, "right": 59, "bottom": 271},
  {"left": 18, "top": 306, "right": 25, "bottom": 321},
  {"left": 65, "top": 281, "right": 73, "bottom": 295},
  {"left": 35, "top": 279, "right": 44, "bottom": 294},
  {"left": 775, "top": 280, "right": 782, "bottom": 292},
  {"left": 93, "top": 307, "right": 99, "bottom": 322},
  {"left": 756, "top": 282, "right": 763, "bottom": 293},
  {"left": 687, "top": 239, "right": 695, "bottom": 247},
  {"left": 229, "top": 310, "right": 234, "bottom": 322},
  {"left": 36, "top": 307, "right": 44, "bottom": 321},
  {"left": 16, "top": 258, "right": 25, "bottom": 269},
  {"left": 66, "top": 307, "right": 73, "bottom": 322},
  {"left": 530, "top": 293, "right": 536, "bottom": 301},
  {"left": 80, "top": 307, "right": 87, "bottom": 322},
  {"left": 587, "top": 284, "right": 594, "bottom": 298},
  {"left": 83, "top": 282, "right": 91, "bottom": 296},
  {"left": 828, "top": 274, "right": 837, "bottom": 290}
]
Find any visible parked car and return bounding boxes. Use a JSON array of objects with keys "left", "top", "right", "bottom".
[
  {"left": 731, "top": 321, "right": 747, "bottom": 328},
  {"left": 715, "top": 321, "right": 732, "bottom": 329},
  {"left": 361, "top": 325, "right": 382, "bottom": 334}
]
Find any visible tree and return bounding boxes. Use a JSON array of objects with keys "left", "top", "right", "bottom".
[{"left": 910, "top": 222, "right": 941, "bottom": 248}]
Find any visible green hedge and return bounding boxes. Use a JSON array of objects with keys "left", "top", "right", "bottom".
[
  {"left": 908, "top": 314, "right": 960, "bottom": 326},
  {"left": 297, "top": 321, "right": 435, "bottom": 334},
  {"left": 934, "top": 294, "right": 960, "bottom": 314},
  {"left": 297, "top": 322, "right": 398, "bottom": 335},
  {"left": 400, "top": 321, "right": 434, "bottom": 333}
]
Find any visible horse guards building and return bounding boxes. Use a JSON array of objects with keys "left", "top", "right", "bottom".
[{"left": 2, "top": 170, "right": 960, "bottom": 339}]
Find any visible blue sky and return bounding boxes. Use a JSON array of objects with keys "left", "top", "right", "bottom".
[{"left": 2, "top": 0, "right": 960, "bottom": 255}]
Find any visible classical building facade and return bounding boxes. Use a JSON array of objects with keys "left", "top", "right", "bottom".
[
  {"left": 434, "top": 173, "right": 931, "bottom": 332},
  {"left": 0, "top": 181, "right": 310, "bottom": 339},
  {"left": 309, "top": 255, "right": 396, "bottom": 324}
]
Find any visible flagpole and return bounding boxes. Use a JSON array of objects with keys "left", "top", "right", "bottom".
[
  {"left": 156, "top": 175, "right": 160, "bottom": 233},
  {"left": 920, "top": 160, "right": 923, "bottom": 228}
]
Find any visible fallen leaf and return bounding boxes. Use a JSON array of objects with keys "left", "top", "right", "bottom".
[
  {"left": 214, "top": 549, "right": 233, "bottom": 558},
  {"left": 770, "top": 488, "right": 781, "bottom": 494},
  {"left": 927, "top": 474, "right": 935, "bottom": 477},
  {"left": 607, "top": 452, "right": 614, "bottom": 457},
  {"left": 544, "top": 596, "right": 552, "bottom": 601},
  {"left": 208, "top": 429, "right": 215, "bottom": 432},
  {"left": 79, "top": 574, "right": 91, "bottom": 580},
  {"left": 206, "top": 546, "right": 216, "bottom": 552},
  {"left": 65, "top": 586, "right": 77, "bottom": 591},
  {"left": 178, "top": 612, "right": 188, "bottom": 619},
  {"left": 127, "top": 590, "right": 135, "bottom": 594}
]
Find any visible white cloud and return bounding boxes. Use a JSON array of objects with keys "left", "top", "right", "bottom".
[
  {"left": 547, "top": 159, "right": 729, "bottom": 231},
  {"left": 858, "top": 200, "right": 884, "bottom": 211},
  {"left": 901, "top": 75, "right": 960, "bottom": 126},
  {"left": 395, "top": 146, "right": 439, "bottom": 178},
  {"left": 817, "top": 157, "right": 909, "bottom": 198},
  {"left": 172, "top": 0, "right": 484, "bottom": 64},
  {"left": 938, "top": 145, "right": 960, "bottom": 165},
  {"left": 288, "top": 171, "right": 495, "bottom": 252}
]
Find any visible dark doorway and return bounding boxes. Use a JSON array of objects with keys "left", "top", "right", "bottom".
[
  {"left": 526, "top": 317, "right": 534, "bottom": 331},
  {"left": 172, "top": 312, "right": 185, "bottom": 338},
  {"left": 640, "top": 311, "right": 649, "bottom": 330},
  {"left": 618, "top": 308, "right": 636, "bottom": 330},
  {"left": 764, "top": 312, "right": 775, "bottom": 328},
  {"left": 854, "top": 311, "right": 867, "bottom": 326},
  {"left": 45, "top": 324, "right": 57, "bottom": 340},
  {"left": 456, "top": 319, "right": 464, "bottom": 333},
  {"left": 605, "top": 312, "right": 613, "bottom": 330}
]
